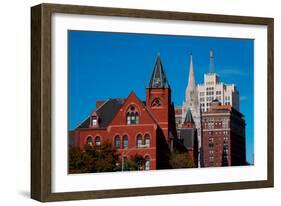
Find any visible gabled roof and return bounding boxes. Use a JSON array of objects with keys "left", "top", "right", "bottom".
[
  {"left": 184, "top": 108, "right": 194, "bottom": 123},
  {"left": 77, "top": 98, "right": 125, "bottom": 129},
  {"left": 147, "top": 55, "right": 170, "bottom": 89},
  {"left": 110, "top": 91, "right": 159, "bottom": 125}
]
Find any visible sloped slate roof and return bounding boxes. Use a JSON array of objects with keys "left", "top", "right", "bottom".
[
  {"left": 147, "top": 55, "right": 170, "bottom": 89},
  {"left": 177, "top": 128, "right": 196, "bottom": 149},
  {"left": 184, "top": 108, "right": 194, "bottom": 123},
  {"left": 78, "top": 98, "right": 125, "bottom": 129}
]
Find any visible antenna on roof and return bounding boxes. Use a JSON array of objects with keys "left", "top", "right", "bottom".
[{"left": 209, "top": 49, "right": 215, "bottom": 73}]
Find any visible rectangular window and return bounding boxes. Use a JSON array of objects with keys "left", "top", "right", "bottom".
[
  {"left": 137, "top": 138, "right": 142, "bottom": 147},
  {"left": 115, "top": 139, "right": 120, "bottom": 148},
  {"left": 127, "top": 116, "right": 130, "bottom": 125},
  {"left": 123, "top": 140, "right": 128, "bottom": 148},
  {"left": 145, "top": 138, "right": 150, "bottom": 147},
  {"left": 92, "top": 119, "right": 97, "bottom": 126},
  {"left": 92, "top": 116, "right": 97, "bottom": 126}
]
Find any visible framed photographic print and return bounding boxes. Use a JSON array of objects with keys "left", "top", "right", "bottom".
[{"left": 31, "top": 3, "right": 274, "bottom": 202}]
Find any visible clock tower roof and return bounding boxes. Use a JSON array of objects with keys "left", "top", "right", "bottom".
[{"left": 147, "top": 54, "right": 170, "bottom": 89}]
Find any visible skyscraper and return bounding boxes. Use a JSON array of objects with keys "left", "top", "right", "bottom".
[
  {"left": 176, "top": 50, "right": 242, "bottom": 167},
  {"left": 197, "top": 50, "right": 240, "bottom": 112}
]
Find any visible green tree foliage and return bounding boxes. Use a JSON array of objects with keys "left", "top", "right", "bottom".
[
  {"left": 69, "top": 141, "right": 120, "bottom": 173},
  {"left": 169, "top": 151, "right": 195, "bottom": 169},
  {"left": 126, "top": 154, "right": 146, "bottom": 171}
]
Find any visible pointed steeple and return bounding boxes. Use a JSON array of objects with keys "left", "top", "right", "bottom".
[
  {"left": 185, "top": 53, "right": 197, "bottom": 102},
  {"left": 184, "top": 108, "right": 194, "bottom": 123},
  {"left": 147, "top": 54, "right": 170, "bottom": 89}
]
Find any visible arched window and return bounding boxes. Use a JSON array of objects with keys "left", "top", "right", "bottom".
[
  {"left": 137, "top": 135, "right": 142, "bottom": 148},
  {"left": 145, "top": 156, "right": 150, "bottom": 170},
  {"left": 114, "top": 135, "right": 120, "bottom": 148},
  {"left": 126, "top": 105, "right": 139, "bottom": 125},
  {"left": 144, "top": 134, "right": 150, "bottom": 147},
  {"left": 122, "top": 135, "right": 128, "bottom": 149},
  {"left": 86, "top": 136, "right": 93, "bottom": 146},
  {"left": 95, "top": 136, "right": 101, "bottom": 146}
]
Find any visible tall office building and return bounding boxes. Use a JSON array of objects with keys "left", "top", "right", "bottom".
[
  {"left": 197, "top": 50, "right": 240, "bottom": 112},
  {"left": 201, "top": 100, "right": 246, "bottom": 167}
]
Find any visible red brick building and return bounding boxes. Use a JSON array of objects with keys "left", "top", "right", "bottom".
[
  {"left": 73, "top": 56, "right": 178, "bottom": 170},
  {"left": 201, "top": 100, "right": 246, "bottom": 167}
]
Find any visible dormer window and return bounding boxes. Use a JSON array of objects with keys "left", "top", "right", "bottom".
[
  {"left": 126, "top": 105, "right": 139, "bottom": 125},
  {"left": 92, "top": 116, "right": 98, "bottom": 126}
]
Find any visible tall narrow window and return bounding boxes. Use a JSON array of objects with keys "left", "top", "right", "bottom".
[
  {"left": 95, "top": 136, "right": 101, "bottom": 146},
  {"left": 92, "top": 116, "right": 97, "bottom": 126},
  {"left": 114, "top": 135, "right": 120, "bottom": 148},
  {"left": 131, "top": 112, "right": 136, "bottom": 124},
  {"left": 145, "top": 157, "right": 150, "bottom": 170},
  {"left": 86, "top": 136, "right": 93, "bottom": 146},
  {"left": 122, "top": 135, "right": 128, "bottom": 149},
  {"left": 126, "top": 113, "right": 130, "bottom": 124},
  {"left": 137, "top": 135, "right": 142, "bottom": 147},
  {"left": 135, "top": 112, "right": 139, "bottom": 124},
  {"left": 126, "top": 105, "right": 139, "bottom": 125},
  {"left": 144, "top": 134, "right": 150, "bottom": 147}
]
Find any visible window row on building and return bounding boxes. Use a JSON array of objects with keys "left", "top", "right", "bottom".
[
  {"left": 86, "top": 136, "right": 101, "bottom": 146},
  {"left": 86, "top": 134, "right": 151, "bottom": 149}
]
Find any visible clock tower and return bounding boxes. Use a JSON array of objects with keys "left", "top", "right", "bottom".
[{"left": 146, "top": 55, "right": 172, "bottom": 144}]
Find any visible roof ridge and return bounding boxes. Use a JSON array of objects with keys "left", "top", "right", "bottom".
[{"left": 75, "top": 99, "right": 110, "bottom": 129}]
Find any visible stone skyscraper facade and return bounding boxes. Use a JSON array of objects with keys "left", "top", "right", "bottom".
[{"left": 197, "top": 50, "right": 240, "bottom": 112}]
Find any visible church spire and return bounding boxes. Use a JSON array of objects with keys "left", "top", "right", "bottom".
[
  {"left": 147, "top": 54, "right": 170, "bottom": 89},
  {"left": 185, "top": 53, "right": 197, "bottom": 102}
]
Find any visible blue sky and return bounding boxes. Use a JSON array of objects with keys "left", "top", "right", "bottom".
[{"left": 68, "top": 30, "right": 254, "bottom": 164}]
